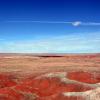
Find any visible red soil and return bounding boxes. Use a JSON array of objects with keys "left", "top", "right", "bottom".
[
  {"left": 0, "top": 71, "right": 99, "bottom": 100},
  {"left": 0, "top": 54, "right": 100, "bottom": 100},
  {"left": 67, "top": 71, "right": 100, "bottom": 84},
  {"left": 0, "top": 73, "right": 17, "bottom": 88},
  {"left": 14, "top": 77, "right": 93, "bottom": 97}
]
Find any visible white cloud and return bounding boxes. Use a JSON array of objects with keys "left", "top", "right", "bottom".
[{"left": 72, "top": 21, "right": 82, "bottom": 26}]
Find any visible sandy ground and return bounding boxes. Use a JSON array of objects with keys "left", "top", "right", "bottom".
[{"left": 0, "top": 53, "right": 100, "bottom": 78}]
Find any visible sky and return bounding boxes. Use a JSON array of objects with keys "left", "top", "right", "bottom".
[{"left": 0, "top": 0, "right": 100, "bottom": 53}]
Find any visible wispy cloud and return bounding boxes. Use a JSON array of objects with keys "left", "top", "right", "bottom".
[
  {"left": 0, "top": 32, "right": 100, "bottom": 53},
  {"left": 6, "top": 20, "right": 100, "bottom": 26},
  {"left": 7, "top": 20, "right": 71, "bottom": 24}
]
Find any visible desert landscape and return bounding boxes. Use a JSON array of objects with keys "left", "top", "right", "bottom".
[
  {"left": 0, "top": 53, "right": 100, "bottom": 100},
  {"left": 0, "top": 0, "right": 100, "bottom": 99}
]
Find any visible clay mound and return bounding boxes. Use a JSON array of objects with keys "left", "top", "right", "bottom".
[
  {"left": 0, "top": 71, "right": 99, "bottom": 100},
  {"left": 14, "top": 77, "right": 93, "bottom": 97},
  {"left": 67, "top": 71, "right": 100, "bottom": 84}
]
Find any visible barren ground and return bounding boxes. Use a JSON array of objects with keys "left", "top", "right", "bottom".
[{"left": 0, "top": 53, "right": 100, "bottom": 100}]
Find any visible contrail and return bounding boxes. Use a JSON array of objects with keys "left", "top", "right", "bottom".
[
  {"left": 6, "top": 20, "right": 100, "bottom": 26},
  {"left": 7, "top": 20, "right": 72, "bottom": 23},
  {"left": 6, "top": 20, "right": 81, "bottom": 26},
  {"left": 82, "top": 22, "right": 100, "bottom": 26}
]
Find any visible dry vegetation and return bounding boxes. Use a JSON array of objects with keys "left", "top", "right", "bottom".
[{"left": 0, "top": 53, "right": 100, "bottom": 77}]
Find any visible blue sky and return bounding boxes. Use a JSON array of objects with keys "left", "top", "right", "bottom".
[{"left": 0, "top": 0, "right": 100, "bottom": 53}]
